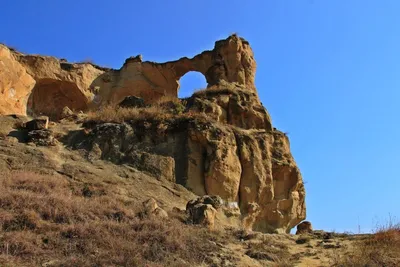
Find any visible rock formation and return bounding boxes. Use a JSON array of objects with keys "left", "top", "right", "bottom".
[
  {"left": 0, "top": 34, "right": 256, "bottom": 119},
  {"left": 0, "top": 35, "right": 306, "bottom": 233}
]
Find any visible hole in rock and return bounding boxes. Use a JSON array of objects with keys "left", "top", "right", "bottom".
[
  {"left": 178, "top": 71, "right": 207, "bottom": 98},
  {"left": 27, "top": 79, "right": 88, "bottom": 120}
]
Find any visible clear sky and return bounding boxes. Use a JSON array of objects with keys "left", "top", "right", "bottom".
[{"left": 1, "top": 0, "right": 399, "bottom": 233}]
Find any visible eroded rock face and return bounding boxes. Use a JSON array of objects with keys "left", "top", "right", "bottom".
[
  {"left": 296, "top": 221, "right": 313, "bottom": 235},
  {"left": 0, "top": 45, "right": 35, "bottom": 115},
  {"left": 0, "top": 35, "right": 306, "bottom": 233},
  {"left": 0, "top": 34, "right": 256, "bottom": 118}
]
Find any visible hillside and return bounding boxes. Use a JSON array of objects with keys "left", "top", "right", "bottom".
[{"left": 0, "top": 35, "right": 398, "bottom": 266}]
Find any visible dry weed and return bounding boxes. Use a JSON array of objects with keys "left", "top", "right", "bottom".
[
  {"left": 0, "top": 171, "right": 224, "bottom": 266},
  {"left": 331, "top": 220, "right": 400, "bottom": 267}
]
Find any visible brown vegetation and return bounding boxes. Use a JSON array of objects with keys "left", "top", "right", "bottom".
[
  {"left": 332, "top": 221, "right": 400, "bottom": 267},
  {"left": 192, "top": 82, "right": 245, "bottom": 97},
  {"left": 0, "top": 171, "right": 226, "bottom": 267},
  {"left": 245, "top": 237, "right": 294, "bottom": 266},
  {"left": 87, "top": 96, "right": 204, "bottom": 124}
]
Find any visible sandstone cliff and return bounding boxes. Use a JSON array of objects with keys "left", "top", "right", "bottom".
[
  {"left": 0, "top": 34, "right": 256, "bottom": 119},
  {"left": 0, "top": 35, "right": 306, "bottom": 233}
]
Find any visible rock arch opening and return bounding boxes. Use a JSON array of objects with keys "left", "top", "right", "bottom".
[
  {"left": 178, "top": 71, "right": 207, "bottom": 98},
  {"left": 27, "top": 79, "right": 88, "bottom": 120}
]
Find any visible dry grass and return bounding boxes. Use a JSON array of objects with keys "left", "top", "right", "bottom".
[
  {"left": 234, "top": 229, "right": 294, "bottom": 266},
  {"left": 332, "top": 221, "right": 400, "bottom": 267},
  {"left": 0, "top": 171, "right": 225, "bottom": 267},
  {"left": 192, "top": 81, "right": 246, "bottom": 97},
  {"left": 86, "top": 96, "right": 204, "bottom": 124},
  {"left": 245, "top": 238, "right": 294, "bottom": 266}
]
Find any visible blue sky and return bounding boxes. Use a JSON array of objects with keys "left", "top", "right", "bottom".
[{"left": 1, "top": 0, "right": 399, "bottom": 233}]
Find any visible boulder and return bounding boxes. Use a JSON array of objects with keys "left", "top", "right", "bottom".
[
  {"left": 142, "top": 198, "right": 168, "bottom": 219},
  {"left": 186, "top": 195, "right": 224, "bottom": 211},
  {"left": 186, "top": 196, "right": 222, "bottom": 229},
  {"left": 25, "top": 116, "right": 49, "bottom": 131},
  {"left": 296, "top": 221, "right": 313, "bottom": 235},
  {"left": 187, "top": 203, "right": 217, "bottom": 229}
]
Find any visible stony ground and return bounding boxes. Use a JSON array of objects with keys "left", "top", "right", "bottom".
[{"left": 0, "top": 115, "right": 398, "bottom": 267}]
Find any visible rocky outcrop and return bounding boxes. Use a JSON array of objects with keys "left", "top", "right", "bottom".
[
  {"left": 296, "top": 221, "right": 313, "bottom": 235},
  {"left": 186, "top": 196, "right": 220, "bottom": 229},
  {"left": 79, "top": 89, "right": 305, "bottom": 233},
  {"left": 0, "top": 35, "right": 306, "bottom": 233},
  {"left": 0, "top": 45, "right": 35, "bottom": 115},
  {"left": 0, "top": 34, "right": 256, "bottom": 119}
]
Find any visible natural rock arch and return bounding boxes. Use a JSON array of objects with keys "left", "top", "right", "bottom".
[
  {"left": 27, "top": 79, "right": 88, "bottom": 119},
  {"left": 177, "top": 71, "right": 207, "bottom": 98}
]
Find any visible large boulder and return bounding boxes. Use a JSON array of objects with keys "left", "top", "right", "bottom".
[
  {"left": 186, "top": 203, "right": 217, "bottom": 229},
  {"left": 296, "top": 221, "right": 313, "bottom": 235},
  {"left": 186, "top": 196, "right": 223, "bottom": 229}
]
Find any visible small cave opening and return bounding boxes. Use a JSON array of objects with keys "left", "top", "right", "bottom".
[
  {"left": 27, "top": 79, "right": 88, "bottom": 120},
  {"left": 177, "top": 71, "right": 207, "bottom": 99}
]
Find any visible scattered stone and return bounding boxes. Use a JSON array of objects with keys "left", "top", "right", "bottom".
[
  {"left": 296, "top": 221, "right": 313, "bottom": 234},
  {"left": 296, "top": 236, "right": 311, "bottom": 244},
  {"left": 27, "top": 130, "right": 56, "bottom": 146},
  {"left": 141, "top": 198, "right": 168, "bottom": 219},
  {"left": 61, "top": 106, "right": 75, "bottom": 119},
  {"left": 25, "top": 116, "right": 49, "bottom": 131},
  {"left": 323, "top": 232, "right": 333, "bottom": 240}
]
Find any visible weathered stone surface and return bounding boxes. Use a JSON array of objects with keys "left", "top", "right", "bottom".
[
  {"left": 187, "top": 122, "right": 242, "bottom": 201},
  {"left": 1, "top": 35, "right": 256, "bottom": 118},
  {"left": 0, "top": 45, "right": 35, "bottom": 115},
  {"left": 0, "top": 35, "right": 306, "bottom": 233},
  {"left": 61, "top": 106, "right": 74, "bottom": 119},
  {"left": 186, "top": 195, "right": 224, "bottom": 211},
  {"left": 80, "top": 116, "right": 305, "bottom": 233},
  {"left": 25, "top": 116, "right": 49, "bottom": 131},
  {"left": 186, "top": 198, "right": 217, "bottom": 229},
  {"left": 187, "top": 86, "right": 272, "bottom": 130},
  {"left": 296, "top": 221, "right": 313, "bottom": 235},
  {"left": 27, "top": 129, "right": 56, "bottom": 146},
  {"left": 142, "top": 198, "right": 168, "bottom": 219}
]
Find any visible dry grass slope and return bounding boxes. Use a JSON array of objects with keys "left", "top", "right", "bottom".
[
  {"left": 0, "top": 171, "right": 227, "bottom": 267},
  {"left": 332, "top": 222, "right": 400, "bottom": 267}
]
